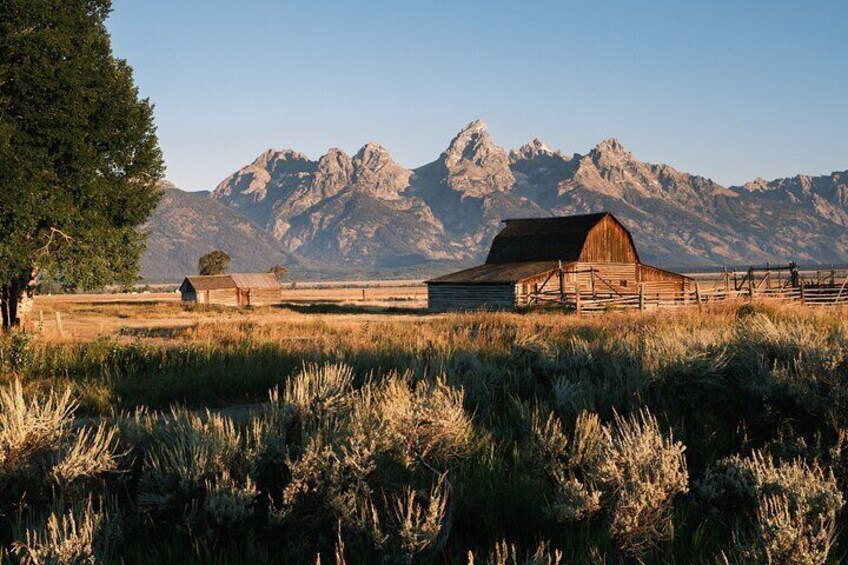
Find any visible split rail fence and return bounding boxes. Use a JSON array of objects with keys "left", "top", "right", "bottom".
[{"left": 526, "top": 265, "right": 848, "bottom": 316}]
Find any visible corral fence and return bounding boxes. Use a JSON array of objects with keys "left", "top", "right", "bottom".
[{"left": 527, "top": 264, "right": 848, "bottom": 315}]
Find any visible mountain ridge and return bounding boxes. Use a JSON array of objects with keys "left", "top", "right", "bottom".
[{"left": 147, "top": 120, "right": 848, "bottom": 278}]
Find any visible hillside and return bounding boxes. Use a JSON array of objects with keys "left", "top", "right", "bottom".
[{"left": 140, "top": 183, "right": 299, "bottom": 282}]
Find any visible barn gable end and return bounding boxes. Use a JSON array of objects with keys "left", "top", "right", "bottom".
[{"left": 428, "top": 212, "right": 689, "bottom": 312}]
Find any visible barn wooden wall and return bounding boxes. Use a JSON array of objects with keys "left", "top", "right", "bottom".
[
  {"left": 428, "top": 284, "right": 518, "bottom": 312},
  {"left": 639, "top": 264, "right": 691, "bottom": 294},
  {"left": 578, "top": 216, "right": 639, "bottom": 263},
  {"left": 249, "top": 288, "right": 282, "bottom": 306},
  {"left": 208, "top": 289, "right": 240, "bottom": 307}
]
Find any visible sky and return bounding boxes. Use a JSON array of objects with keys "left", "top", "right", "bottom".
[{"left": 107, "top": 0, "right": 848, "bottom": 192}]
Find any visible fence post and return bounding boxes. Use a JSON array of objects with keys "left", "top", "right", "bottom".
[
  {"left": 55, "top": 311, "right": 65, "bottom": 339},
  {"left": 695, "top": 282, "right": 702, "bottom": 312},
  {"left": 590, "top": 268, "right": 596, "bottom": 298},
  {"left": 638, "top": 283, "right": 645, "bottom": 311},
  {"left": 800, "top": 282, "right": 806, "bottom": 305},
  {"left": 575, "top": 287, "right": 582, "bottom": 317}
]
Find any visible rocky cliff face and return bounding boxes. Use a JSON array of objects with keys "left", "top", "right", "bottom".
[{"left": 206, "top": 120, "right": 848, "bottom": 270}]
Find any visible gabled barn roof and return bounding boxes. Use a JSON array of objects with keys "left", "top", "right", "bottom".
[
  {"left": 182, "top": 273, "right": 280, "bottom": 291},
  {"left": 485, "top": 212, "right": 632, "bottom": 264},
  {"left": 427, "top": 261, "right": 561, "bottom": 284}
]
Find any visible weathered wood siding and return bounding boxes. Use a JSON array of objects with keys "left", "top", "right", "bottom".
[
  {"left": 428, "top": 284, "right": 518, "bottom": 312},
  {"left": 578, "top": 215, "right": 639, "bottom": 264},
  {"left": 208, "top": 289, "right": 240, "bottom": 307},
  {"left": 248, "top": 288, "right": 282, "bottom": 306},
  {"left": 568, "top": 262, "right": 639, "bottom": 294},
  {"left": 640, "top": 264, "right": 691, "bottom": 294}
]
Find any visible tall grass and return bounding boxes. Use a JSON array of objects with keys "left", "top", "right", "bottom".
[{"left": 1, "top": 303, "right": 848, "bottom": 562}]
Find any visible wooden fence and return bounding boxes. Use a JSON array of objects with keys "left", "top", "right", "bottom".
[{"left": 527, "top": 271, "right": 848, "bottom": 316}]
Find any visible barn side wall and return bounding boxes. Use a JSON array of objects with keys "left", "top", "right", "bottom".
[
  {"left": 639, "top": 264, "right": 692, "bottom": 294},
  {"left": 208, "top": 288, "right": 240, "bottom": 307},
  {"left": 428, "top": 284, "right": 518, "bottom": 312},
  {"left": 579, "top": 216, "right": 639, "bottom": 263},
  {"left": 248, "top": 288, "right": 282, "bottom": 306}
]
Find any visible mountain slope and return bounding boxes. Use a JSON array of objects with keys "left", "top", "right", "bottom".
[
  {"left": 140, "top": 183, "right": 300, "bottom": 282},
  {"left": 207, "top": 120, "right": 848, "bottom": 271}
]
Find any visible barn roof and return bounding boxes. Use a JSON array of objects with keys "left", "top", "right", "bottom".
[
  {"left": 183, "top": 273, "right": 280, "bottom": 291},
  {"left": 427, "top": 261, "right": 561, "bottom": 284},
  {"left": 485, "top": 212, "right": 615, "bottom": 264}
]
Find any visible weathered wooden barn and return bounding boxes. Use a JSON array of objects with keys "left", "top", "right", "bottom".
[
  {"left": 426, "top": 212, "right": 692, "bottom": 312},
  {"left": 180, "top": 273, "right": 281, "bottom": 306}
]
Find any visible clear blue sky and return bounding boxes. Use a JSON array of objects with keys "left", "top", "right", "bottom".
[{"left": 108, "top": 0, "right": 848, "bottom": 192}]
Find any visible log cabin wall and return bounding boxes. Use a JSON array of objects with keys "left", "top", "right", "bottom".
[{"left": 428, "top": 284, "right": 519, "bottom": 312}]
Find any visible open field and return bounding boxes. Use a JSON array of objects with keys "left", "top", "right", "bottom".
[{"left": 2, "top": 296, "right": 848, "bottom": 563}]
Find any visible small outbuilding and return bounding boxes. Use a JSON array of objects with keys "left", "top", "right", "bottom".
[
  {"left": 180, "top": 273, "right": 281, "bottom": 306},
  {"left": 426, "top": 212, "right": 692, "bottom": 312}
]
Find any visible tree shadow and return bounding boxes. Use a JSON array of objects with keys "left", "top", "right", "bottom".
[{"left": 274, "top": 302, "right": 430, "bottom": 316}]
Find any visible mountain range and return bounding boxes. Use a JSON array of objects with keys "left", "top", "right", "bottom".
[{"left": 141, "top": 120, "right": 848, "bottom": 281}]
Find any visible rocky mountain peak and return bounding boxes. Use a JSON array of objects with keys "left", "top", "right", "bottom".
[
  {"left": 443, "top": 119, "right": 497, "bottom": 165},
  {"left": 437, "top": 119, "right": 514, "bottom": 196},
  {"left": 317, "top": 148, "right": 352, "bottom": 174},
  {"left": 590, "top": 138, "right": 631, "bottom": 161},
  {"left": 353, "top": 142, "right": 392, "bottom": 169},
  {"left": 511, "top": 137, "right": 559, "bottom": 161},
  {"left": 350, "top": 142, "right": 411, "bottom": 198}
]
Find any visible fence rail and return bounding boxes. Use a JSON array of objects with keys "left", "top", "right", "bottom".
[{"left": 527, "top": 277, "right": 848, "bottom": 316}]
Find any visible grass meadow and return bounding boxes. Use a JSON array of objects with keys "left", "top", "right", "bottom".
[{"left": 1, "top": 298, "right": 848, "bottom": 563}]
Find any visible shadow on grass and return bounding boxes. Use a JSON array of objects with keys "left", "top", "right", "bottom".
[
  {"left": 275, "top": 302, "right": 430, "bottom": 316},
  {"left": 119, "top": 325, "right": 197, "bottom": 339}
]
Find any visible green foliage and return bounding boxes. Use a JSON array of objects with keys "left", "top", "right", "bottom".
[
  {"left": 0, "top": 0, "right": 163, "bottom": 324},
  {"left": 198, "top": 250, "right": 231, "bottom": 276}
]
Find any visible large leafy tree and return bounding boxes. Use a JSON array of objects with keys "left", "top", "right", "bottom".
[
  {"left": 0, "top": 0, "right": 163, "bottom": 327},
  {"left": 198, "top": 250, "right": 230, "bottom": 276}
]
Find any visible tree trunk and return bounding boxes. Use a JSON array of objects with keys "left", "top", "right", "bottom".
[
  {"left": 1, "top": 283, "right": 16, "bottom": 329},
  {"left": 1, "top": 272, "right": 33, "bottom": 330}
]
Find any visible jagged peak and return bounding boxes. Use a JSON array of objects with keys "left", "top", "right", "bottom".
[
  {"left": 462, "top": 118, "right": 488, "bottom": 133},
  {"left": 354, "top": 141, "right": 391, "bottom": 161},
  {"left": 250, "top": 148, "right": 310, "bottom": 168},
  {"left": 316, "top": 147, "right": 353, "bottom": 176},
  {"left": 511, "top": 137, "right": 560, "bottom": 160},
  {"left": 592, "top": 138, "right": 630, "bottom": 158},
  {"left": 443, "top": 118, "right": 506, "bottom": 168}
]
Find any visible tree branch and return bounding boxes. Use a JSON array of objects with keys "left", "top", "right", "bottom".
[{"left": 37, "top": 227, "right": 74, "bottom": 256}]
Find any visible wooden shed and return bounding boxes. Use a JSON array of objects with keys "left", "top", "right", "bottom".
[
  {"left": 427, "top": 212, "right": 692, "bottom": 312},
  {"left": 180, "top": 273, "right": 282, "bottom": 306}
]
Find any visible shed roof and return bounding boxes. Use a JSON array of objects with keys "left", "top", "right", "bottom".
[
  {"left": 427, "top": 261, "right": 561, "bottom": 285},
  {"left": 485, "top": 212, "right": 611, "bottom": 264},
  {"left": 182, "top": 273, "right": 280, "bottom": 291}
]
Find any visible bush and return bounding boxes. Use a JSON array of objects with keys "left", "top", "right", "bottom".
[
  {"left": 0, "top": 381, "right": 117, "bottom": 509},
  {"left": 533, "top": 408, "right": 688, "bottom": 557},
  {"left": 699, "top": 450, "right": 843, "bottom": 564},
  {"left": 12, "top": 497, "right": 118, "bottom": 565}
]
